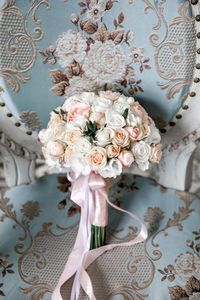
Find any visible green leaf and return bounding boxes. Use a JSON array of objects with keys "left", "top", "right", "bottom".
[
  {"left": 122, "top": 108, "right": 129, "bottom": 119},
  {"left": 103, "top": 83, "right": 108, "bottom": 91},
  {"left": 60, "top": 108, "right": 66, "bottom": 115}
]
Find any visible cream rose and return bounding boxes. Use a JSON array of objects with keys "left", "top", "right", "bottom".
[
  {"left": 96, "top": 127, "right": 114, "bottom": 147},
  {"left": 132, "top": 141, "right": 151, "bottom": 171},
  {"left": 93, "top": 96, "right": 113, "bottom": 113},
  {"left": 46, "top": 141, "right": 65, "bottom": 157},
  {"left": 106, "top": 144, "right": 120, "bottom": 158},
  {"left": 118, "top": 150, "right": 134, "bottom": 167},
  {"left": 64, "top": 129, "right": 81, "bottom": 144},
  {"left": 99, "top": 158, "right": 122, "bottom": 178},
  {"left": 64, "top": 146, "right": 75, "bottom": 163},
  {"left": 99, "top": 91, "right": 120, "bottom": 101},
  {"left": 87, "top": 147, "right": 107, "bottom": 170},
  {"left": 113, "top": 129, "right": 130, "bottom": 147},
  {"left": 106, "top": 111, "right": 126, "bottom": 129},
  {"left": 150, "top": 144, "right": 162, "bottom": 163},
  {"left": 75, "top": 138, "right": 92, "bottom": 154},
  {"left": 53, "top": 124, "right": 66, "bottom": 140}
]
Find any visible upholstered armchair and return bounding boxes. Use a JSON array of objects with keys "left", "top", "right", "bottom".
[{"left": 0, "top": 1, "right": 200, "bottom": 299}]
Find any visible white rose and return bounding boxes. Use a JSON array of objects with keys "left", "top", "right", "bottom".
[
  {"left": 99, "top": 158, "right": 122, "bottom": 178},
  {"left": 106, "top": 111, "right": 126, "bottom": 129},
  {"left": 96, "top": 127, "right": 114, "bottom": 147},
  {"left": 127, "top": 97, "right": 135, "bottom": 105},
  {"left": 126, "top": 113, "right": 141, "bottom": 127},
  {"left": 93, "top": 96, "right": 113, "bottom": 113},
  {"left": 80, "top": 92, "right": 98, "bottom": 105},
  {"left": 145, "top": 124, "right": 161, "bottom": 144},
  {"left": 70, "top": 154, "right": 91, "bottom": 175},
  {"left": 132, "top": 141, "right": 151, "bottom": 171},
  {"left": 75, "top": 137, "right": 92, "bottom": 154},
  {"left": 112, "top": 101, "right": 130, "bottom": 114}
]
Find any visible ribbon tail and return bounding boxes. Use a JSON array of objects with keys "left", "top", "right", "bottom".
[{"left": 52, "top": 175, "right": 91, "bottom": 300}]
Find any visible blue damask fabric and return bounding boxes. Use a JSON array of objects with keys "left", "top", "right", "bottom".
[
  {"left": 0, "top": 0, "right": 195, "bottom": 129},
  {"left": 0, "top": 174, "right": 200, "bottom": 300}
]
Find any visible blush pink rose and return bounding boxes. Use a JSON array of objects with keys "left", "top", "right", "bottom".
[
  {"left": 47, "top": 141, "right": 65, "bottom": 157},
  {"left": 126, "top": 126, "right": 141, "bottom": 141},
  {"left": 89, "top": 112, "right": 105, "bottom": 127},
  {"left": 67, "top": 102, "right": 90, "bottom": 122},
  {"left": 62, "top": 98, "right": 79, "bottom": 112},
  {"left": 118, "top": 150, "right": 134, "bottom": 167},
  {"left": 131, "top": 101, "right": 149, "bottom": 124},
  {"left": 126, "top": 124, "right": 150, "bottom": 141},
  {"left": 106, "top": 144, "right": 120, "bottom": 158}
]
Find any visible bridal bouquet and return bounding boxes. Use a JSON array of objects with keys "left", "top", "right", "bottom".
[{"left": 39, "top": 90, "right": 162, "bottom": 299}]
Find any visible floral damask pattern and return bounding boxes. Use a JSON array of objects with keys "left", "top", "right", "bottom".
[
  {"left": 0, "top": 253, "right": 15, "bottom": 297},
  {"left": 144, "top": 0, "right": 195, "bottom": 99},
  {"left": 42, "top": 0, "right": 151, "bottom": 98},
  {"left": 0, "top": 0, "right": 50, "bottom": 92},
  {"left": 0, "top": 174, "right": 200, "bottom": 299}
]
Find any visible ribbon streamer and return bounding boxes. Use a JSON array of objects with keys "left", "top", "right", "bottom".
[{"left": 52, "top": 173, "right": 148, "bottom": 300}]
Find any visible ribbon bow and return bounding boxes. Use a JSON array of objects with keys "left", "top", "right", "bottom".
[{"left": 52, "top": 173, "right": 148, "bottom": 300}]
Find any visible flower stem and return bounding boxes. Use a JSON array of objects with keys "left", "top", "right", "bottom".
[{"left": 90, "top": 225, "right": 107, "bottom": 250}]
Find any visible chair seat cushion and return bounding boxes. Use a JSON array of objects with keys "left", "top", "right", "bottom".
[{"left": 0, "top": 174, "right": 200, "bottom": 299}]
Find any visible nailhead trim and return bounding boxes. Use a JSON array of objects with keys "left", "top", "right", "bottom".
[
  {"left": 191, "top": 0, "right": 198, "bottom": 5},
  {"left": 196, "top": 15, "right": 200, "bottom": 21},
  {"left": 194, "top": 77, "right": 200, "bottom": 83},
  {"left": 190, "top": 91, "right": 196, "bottom": 97}
]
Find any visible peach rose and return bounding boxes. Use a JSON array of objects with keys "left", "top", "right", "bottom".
[
  {"left": 67, "top": 102, "right": 90, "bottom": 122},
  {"left": 106, "top": 144, "right": 120, "bottom": 158},
  {"left": 118, "top": 150, "right": 134, "bottom": 167},
  {"left": 89, "top": 112, "right": 105, "bottom": 126},
  {"left": 150, "top": 144, "right": 162, "bottom": 163},
  {"left": 47, "top": 141, "right": 65, "bottom": 157},
  {"left": 64, "top": 129, "right": 81, "bottom": 143},
  {"left": 112, "top": 129, "right": 130, "bottom": 147},
  {"left": 87, "top": 146, "right": 107, "bottom": 170},
  {"left": 131, "top": 101, "right": 149, "bottom": 124}
]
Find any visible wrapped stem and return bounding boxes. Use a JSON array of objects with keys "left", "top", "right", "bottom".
[{"left": 90, "top": 225, "right": 107, "bottom": 249}]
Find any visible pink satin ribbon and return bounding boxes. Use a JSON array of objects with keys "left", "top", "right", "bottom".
[{"left": 52, "top": 173, "right": 148, "bottom": 300}]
